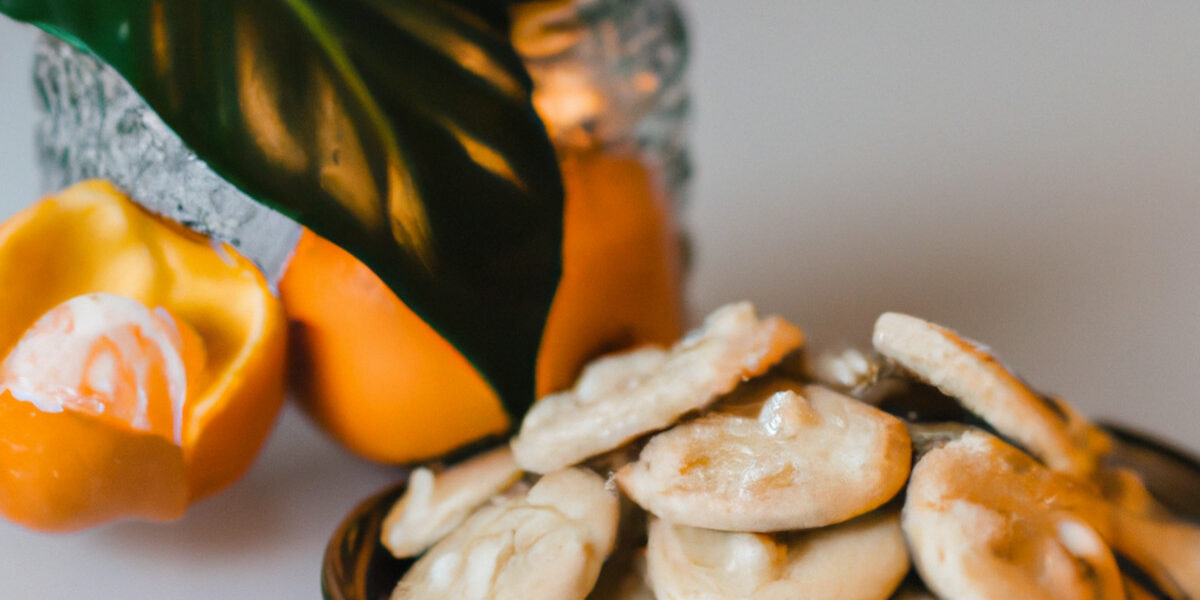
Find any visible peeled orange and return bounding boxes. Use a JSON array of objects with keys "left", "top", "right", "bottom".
[{"left": 0, "top": 181, "right": 286, "bottom": 531}]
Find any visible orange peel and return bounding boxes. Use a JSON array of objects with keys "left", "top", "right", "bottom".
[{"left": 0, "top": 180, "right": 286, "bottom": 531}]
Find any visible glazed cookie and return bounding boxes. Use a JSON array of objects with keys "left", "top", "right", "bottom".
[
  {"left": 512, "top": 302, "right": 803, "bottom": 473},
  {"left": 618, "top": 381, "right": 910, "bottom": 531}
]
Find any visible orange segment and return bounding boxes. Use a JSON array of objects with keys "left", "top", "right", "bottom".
[
  {"left": 280, "top": 150, "right": 683, "bottom": 464},
  {"left": 1, "top": 294, "right": 200, "bottom": 443},
  {"left": 0, "top": 180, "right": 286, "bottom": 531}
]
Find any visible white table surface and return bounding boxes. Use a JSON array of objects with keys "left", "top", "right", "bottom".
[{"left": 1, "top": 2, "right": 1198, "bottom": 597}]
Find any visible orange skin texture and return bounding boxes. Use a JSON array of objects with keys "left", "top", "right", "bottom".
[
  {"left": 282, "top": 230, "right": 509, "bottom": 463},
  {"left": 0, "top": 181, "right": 287, "bottom": 532},
  {"left": 281, "top": 151, "right": 684, "bottom": 464}
]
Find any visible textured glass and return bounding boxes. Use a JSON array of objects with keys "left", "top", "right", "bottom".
[
  {"left": 32, "top": 35, "right": 301, "bottom": 283},
  {"left": 518, "top": 0, "right": 691, "bottom": 204}
]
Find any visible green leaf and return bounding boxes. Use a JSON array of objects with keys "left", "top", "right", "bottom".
[{"left": 1, "top": 0, "right": 565, "bottom": 416}]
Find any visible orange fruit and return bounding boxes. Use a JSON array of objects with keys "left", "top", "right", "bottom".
[
  {"left": 280, "top": 150, "right": 684, "bottom": 463},
  {"left": 0, "top": 181, "right": 286, "bottom": 531}
]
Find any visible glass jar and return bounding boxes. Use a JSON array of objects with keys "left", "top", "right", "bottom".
[
  {"left": 32, "top": 0, "right": 690, "bottom": 270},
  {"left": 513, "top": 0, "right": 691, "bottom": 202}
]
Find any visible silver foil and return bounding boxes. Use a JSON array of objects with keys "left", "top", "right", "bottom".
[{"left": 32, "top": 35, "right": 301, "bottom": 285}]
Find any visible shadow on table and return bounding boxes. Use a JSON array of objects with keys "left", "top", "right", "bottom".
[{"left": 95, "top": 406, "right": 400, "bottom": 559}]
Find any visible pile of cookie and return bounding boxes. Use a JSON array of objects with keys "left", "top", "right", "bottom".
[{"left": 380, "top": 303, "right": 1199, "bottom": 599}]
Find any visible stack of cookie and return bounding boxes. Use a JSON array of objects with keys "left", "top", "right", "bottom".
[{"left": 379, "top": 304, "right": 1199, "bottom": 600}]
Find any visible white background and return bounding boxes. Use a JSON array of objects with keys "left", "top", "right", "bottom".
[{"left": 1, "top": 2, "right": 1199, "bottom": 597}]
